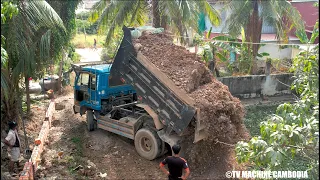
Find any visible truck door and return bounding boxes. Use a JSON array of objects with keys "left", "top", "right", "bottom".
[
  {"left": 74, "top": 72, "right": 98, "bottom": 113},
  {"left": 77, "top": 72, "right": 90, "bottom": 104},
  {"left": 88, "top": 74, "right": 98, "bottom": 107}
]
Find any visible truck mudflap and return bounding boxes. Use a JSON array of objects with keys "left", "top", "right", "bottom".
[
  {"left": 157, "top": 109, "right": 208, "bottom": 145},
  {"left": 73, "top": 105, "right": 87, "bottom": 116},
  {"left": 193, "top": 108, "right": 207, "bottom": 143}
]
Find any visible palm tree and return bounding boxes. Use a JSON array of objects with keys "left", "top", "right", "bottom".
[
  {"left": 2, "top": 0, "right": 65, "bottom": 116},
  {"left": 223, "top": 0, "right": 305, "bottom": 74},
  {"left": 89, "top": 0, "right": 220, "bottom": 45}
]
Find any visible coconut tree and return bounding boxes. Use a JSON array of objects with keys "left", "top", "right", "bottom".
[
  {"left": 89, "top": 0, "right": 220, "bottom": 45},
  {"left": 223, "top": 0, "right": 305, "bottom": 74},
  {"left": 2, "top": 0, "right": 65, "bottom": 117}
]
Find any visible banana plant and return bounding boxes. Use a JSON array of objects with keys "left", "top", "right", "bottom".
[
  {"left": 206, "top": 27, "right": 269, "bottom": 74},
  {"left": 296, "top": 21, "right": 319, "bottom": 45}
]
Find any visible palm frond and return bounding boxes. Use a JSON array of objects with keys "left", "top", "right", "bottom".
[
  {"left": 223, "top": 0, "right": 251, "bottom": 37},
  {"left": 40, "top": 29, "right": 51, "bottom": 61},
  {"left": 105, "top": 1, "right": 136, "bottom": 44},
  {"left": 1, "top": 69, "right": 10, "bottom": 96},
  {"left": 89, "top": 0, "right": 110, "bottom": 23},
  {"left": 197, "top": 0, "right": 220, "bottom": 27},
  {"left": 22, "top": 0, "right": 66, "bottom": 33}
]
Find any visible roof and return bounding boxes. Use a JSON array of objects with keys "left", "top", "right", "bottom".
[{"left": 82, "top": 64, "right": 112, "bottom": 73}]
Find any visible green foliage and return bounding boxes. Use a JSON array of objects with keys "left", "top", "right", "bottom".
[
  {"left": 46, "top": 0, "right": 81, "bottom": 63},
  {"left": 1, "top": 0, "right": 19, "bottom": 94},
  {"left": 71, "top": 33, "right": 106, "bottom": 48},
  {"left": 200, "top": 45, "right": 213, "bottom": 63},
  {"left": 236, "top": 44, "right": 319, "bottom": 178},
  {"left": 1, "top": 1, "right": 18, "bottom": 24},
  {"left": 76, "top": 19, "right": 98, "bottom": 34},
  {"left": 90, "top": 0, "right": 220, "bottom": 46},
  {"left": 209, "top": 30, "right": 269, "bottom": 75},
  {"left": 193, "top": 33, "right": 205, "bottom": 46},
  {"left": 224, "top": 0, "right": 305, "bottom": 42},
  {"left": 1, "top": 0, "right": 66, "bottom": 122},
  {"left": 244, "top": 105, "right": 279, "bottom": 136},
  {"left": 296, "top": 21, "right": 319, "bottom": 44}
]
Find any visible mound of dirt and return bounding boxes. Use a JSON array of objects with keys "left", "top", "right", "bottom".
[
  {"left": 133, "top": 33, "right": 212, "bottom": 93},
  {"left": 133, "top": 32, "right": 246, "bottom": 141},
  {"left": 133, "top": 32, "right": 249, "bottom": 176}
]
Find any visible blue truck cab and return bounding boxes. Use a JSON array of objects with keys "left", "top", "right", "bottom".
[{"left": 72, "top": 62, "right": 136, "bottom": 116}]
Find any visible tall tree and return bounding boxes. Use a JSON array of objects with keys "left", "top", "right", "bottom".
[
  {"left": 46, "top": 0, "right": 81, "bottom": 94},
  {"left": 89, "top": 0, "right": 220, "bottom": 45},
  {"left": 223, "top": 0, "right": 305, "bottom": 74},
  {"left": 1, "top": 0, "right": 65, "bottom": 117}
]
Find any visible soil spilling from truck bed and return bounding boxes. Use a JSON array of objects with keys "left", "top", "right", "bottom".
[{"left": 133, "top": 32, "right": 249, "bottom": 177}]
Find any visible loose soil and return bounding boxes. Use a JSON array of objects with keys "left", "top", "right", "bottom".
[{"left": 133, "top": 32, "right": 249, "bottom": 177}]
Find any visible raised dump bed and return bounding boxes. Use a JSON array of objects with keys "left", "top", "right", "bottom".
[{"left": 110, "top": 27, "right": 206, "bottom": 144}]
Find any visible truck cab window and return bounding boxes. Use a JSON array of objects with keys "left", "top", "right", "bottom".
[
  {"left": 77, "top": 73, "right": 89, "bottom": 86},
  {"left": 89, "top": 74, "right": 96, "bottom": 90}
]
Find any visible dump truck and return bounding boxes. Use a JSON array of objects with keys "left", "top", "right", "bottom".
[{"left": 72, "top": 26, "right": 206, "bottom": 160}]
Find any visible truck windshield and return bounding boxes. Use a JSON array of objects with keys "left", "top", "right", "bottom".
[{"left": 77, "top": 73, "right": 89, "bottom": 86}]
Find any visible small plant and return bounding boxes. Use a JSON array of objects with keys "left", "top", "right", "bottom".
[{"left": 193, "top": 34, "right": 205, "bottom": 47}]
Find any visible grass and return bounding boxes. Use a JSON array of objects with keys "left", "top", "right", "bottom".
[
  {"left": 67, "top": 136, "right": 85, "bottom": 175},
  {"left": 71, "top": 33, "right": 106, "bottom": 48},
  {"left": 244, "top": 104, "right": 278, "bottom": 136}
]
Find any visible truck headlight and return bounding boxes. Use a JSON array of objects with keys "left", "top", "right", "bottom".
[{"left": 101, "top": 90, "right": 105, "bottom": 94}]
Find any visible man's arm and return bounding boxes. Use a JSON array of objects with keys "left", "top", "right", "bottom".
[
  {"left": 181, "top": 160, "right": 190, "bottom": 180},
  {"left": 3, "top": 139, "right": 12, "bottom": 148},
  {"left": 159, "top": 158, "right": 169, "bottom": 176},
  {"left": 181, "top": 168, "right": 190, "bottom": 180},
  {"left": 159, "top": 163, "right": 169, "bottom": 175}
]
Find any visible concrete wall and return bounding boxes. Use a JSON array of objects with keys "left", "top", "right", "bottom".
[{"left": 218, "top": 73, "right": 294, "bottom": 99}]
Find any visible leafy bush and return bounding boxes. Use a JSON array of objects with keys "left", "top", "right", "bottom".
[{"left": 236, "top": 45, "right": 319, "bottom": 178}]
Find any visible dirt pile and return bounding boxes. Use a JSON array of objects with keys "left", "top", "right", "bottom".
[
  {"left": 133, "top": 32, "right": 246, "bottom": 141},
  {"left": 133, "top": 33, "right": 212, "bottom": 93},
  {"left": 133, "top": 32, "right": 248, "bottom": 176}
]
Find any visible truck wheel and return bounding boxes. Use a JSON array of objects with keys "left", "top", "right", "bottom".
[
  {"left": 134, "top": 128, "right": 161, "bottom": 160},
  {"left": 86, "top": 110, "right": 95, "bottom": 131}
]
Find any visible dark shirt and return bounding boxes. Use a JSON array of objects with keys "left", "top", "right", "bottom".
[
  {"left": 13, "top": 133, "right": 20, "bottom": 147},
  {"left": 161, "top": 156, "right": 189, "bottom": 180}
]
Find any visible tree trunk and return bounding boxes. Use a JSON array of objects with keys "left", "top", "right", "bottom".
[
  {"left": 57, "top": 49, "right": 65, "bottom": 94},
  {"left": 160, "top": 15, "right": 167, "bottom": 29},
  {"left": 152, "top": 0, "right": 161, "bottom": 27},
  {"left": 25, "top": 75, "right": 30, "bottom": 114},
  {"left": 246, "top": 0, "right": 263, "bottom": 75}
]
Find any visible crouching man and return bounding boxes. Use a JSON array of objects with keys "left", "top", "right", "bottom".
[{"left": 3, "top": 121, "right": 21, "bottom": 175}]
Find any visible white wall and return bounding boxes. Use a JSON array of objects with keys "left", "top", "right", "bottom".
[{"left": 258, "top": 44, "right": 293, "bottom": 60}]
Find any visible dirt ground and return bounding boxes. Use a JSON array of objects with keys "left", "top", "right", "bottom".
[
  {"left": 1, "top": 89, "right": 295, "bottom": 180},
  {"left": 35, "top": 92, "right": 167, "bottom": 179},
  {"left": 0, "top": 90, "right": 243, "bottom": 179}
]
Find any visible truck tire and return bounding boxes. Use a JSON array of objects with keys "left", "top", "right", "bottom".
[
  {"left": 86, "top": 110, "right": 95, "bottom": 131},
  {"left": 134, "top": 128, "right": 161, "bottom": 160}
]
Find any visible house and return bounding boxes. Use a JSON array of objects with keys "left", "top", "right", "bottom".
[
  {"left": 76, "top": 0, "right": 100, "bottom": 14},
  {"left": 290, "top": 0, "right": 319, "bottom": 43},
  {"left": 203, "top": 0, "right": 318, "bottom": 60}
]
